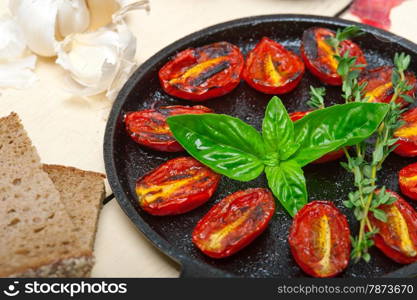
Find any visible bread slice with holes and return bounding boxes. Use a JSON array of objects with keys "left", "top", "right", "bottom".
[
  {"left": 0, "top": 113, "right": 93, "bottom": 277},
  {"left": 43, "top": 164, "right": 105, "bottom": 260}
]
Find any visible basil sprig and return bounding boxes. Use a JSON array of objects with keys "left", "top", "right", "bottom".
[{"left": 167, "top": 97, "right": 389, "bottom": 216}]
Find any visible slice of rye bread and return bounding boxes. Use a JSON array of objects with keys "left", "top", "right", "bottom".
[
  {"left": 43, "top": 164, "right": 105, "bottom": 254},
  {"left": 0, "top": 113, "right": 92, "bottom": 277}
]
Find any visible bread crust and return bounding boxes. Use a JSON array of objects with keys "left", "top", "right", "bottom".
[
  {"left": 9, "top": 255, "right": 94, "bottom": 278},
  {"left": 43, "top": 164, "right": 106, "bottom": 179}
]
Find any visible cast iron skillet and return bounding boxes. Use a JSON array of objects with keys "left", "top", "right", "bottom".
[{"left": 104, "top": 15, "right": 417, "bottom": 278}]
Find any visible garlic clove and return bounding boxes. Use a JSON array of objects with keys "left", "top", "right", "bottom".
[
  {"left": 57, "top": 29, "right": 119, "bottom": 87},
  {"left": 57, "top": 0, "right": 90, "bottom": 38},
  {"left": 11, "top": 0, "right": 59, "bottom": 57},
  {"left": 0, "top": 55, "right": 38, "bottom": 89},
  {"left": 55, "top": 25, "right": 132, "bottom": 98},
  {"left": 10, "top": 0, "right": 91, "bottom": 57}
]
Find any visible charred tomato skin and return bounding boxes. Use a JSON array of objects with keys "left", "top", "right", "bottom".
[
  {"left": 136, "top": 157, "right": 221, "bottom": 216},
  {"left": 124, "top": 105, "right": 213, "bottom": 152},
  {"left": 192, "top": 188, "right": 275, "bottom": 259},
  {"left": 369, "top": 190, "right": 417, "bottom": 264},
  {"left": 359, "top": 66, "right": 417, "bottom": 107},
  {"left": 289, "top": 201, "right": 351, "bottom": 278},
  {"left": 159, "top": 41, "right": 244, "bottom": 101},
  {"left": 289, "top": 111, "right": 345, "bottom": 163},
  {"left": 399, "top": 162, "right": 417, "bottom": 201},
  {"left": 242, "top": 37, "right": 305, "bottom": 94},
  {"left": 394, "top": 107, "right": 417, "bottom": 157},
  {"left": 301, "top": 27, "right": 366, "bottom": 86}
]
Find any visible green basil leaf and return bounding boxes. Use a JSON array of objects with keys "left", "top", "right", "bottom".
[
  {"left": 167, "top": 113, "right": 266, "bottom": 182},
  {"left": 265, "top": 160, "right": 307, "bottom": 216},
  {"left": 291, "top": 102, "right": 389, "bottom": 166},
  {"left": 262, "top": 96, "right": 298, "bottom": 160}
]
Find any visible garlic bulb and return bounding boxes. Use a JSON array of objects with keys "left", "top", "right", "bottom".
[
  {"left": 7, "top": 0, "right": 149, "bottom": 96},
  {"left": 0, "top": 15, "right": 37, "bottom": 88},
  {"left": 9, "top": 0, "right": 149, "bottom": 57}
]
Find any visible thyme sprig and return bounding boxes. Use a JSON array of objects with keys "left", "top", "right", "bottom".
[
  {"left": 307, "top": 86, "right": 326, "bottom": 109},
  {"left": 338, "top": 51, "right": 414, "bottom": 262},
  {"left": 326, "top": 25, "right": 365, "bottom": 55},
  {"left": 336, "top": 52, "right": 367, "bottom": 102}
]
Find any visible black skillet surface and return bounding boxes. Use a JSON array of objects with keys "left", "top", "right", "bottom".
[{"left": 104, "top": 15, "right": 417, "bottom": 278}]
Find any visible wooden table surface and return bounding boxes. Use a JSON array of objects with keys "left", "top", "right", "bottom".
[{"left": 1, "top": 0, "right": 416, "bottom": 277}]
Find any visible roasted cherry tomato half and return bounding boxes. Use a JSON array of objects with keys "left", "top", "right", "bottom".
[
  {"left": 289, "top": 111, "right": 345, "bottom": 164},
  {"left": 368, "top": 190, "right": 417, "bottom": 264},
  {"left": 242, "top": 37, "right": 305, "bottom": 94},
  {"left": 359, "top": 66, "right": 417, "bottom": 107},
  {"left": 399, "top": 162, "right": 417, "bottom": 201},
  {"left": 192, "top": 188, "right": 275, "bottom": 258},
  {"left": 159, "top": 41, "right": 244, "bottom": 101},
  {"left": 124, "top": 105, "right": 212, "bottom": 152},
  {"left": 301, "top": 27, "right": 366, "bottom": 86},
  {"left": 394, "top": 107, "right": 417, "bottom": 157},
  {"left": 289, "top": 201, "right": 351, "bottom": 278},
  {"left": 136, "top": 157, "right": 221, "bottom": 216}
]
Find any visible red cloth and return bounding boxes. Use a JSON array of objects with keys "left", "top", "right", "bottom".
[{"left": 350, "top": 0, "right": 404, "bottom": 29}]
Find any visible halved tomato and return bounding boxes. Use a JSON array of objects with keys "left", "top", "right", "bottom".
[
  {"left": 159, "top": 41, "right": 244, "bottom": 101},
  {"left": 192, "top": 188, "right": 275, "bottom": 258},
  {"left": 399, "top": 162, "right": 417, "bottom": 201},
  {"left": 301, "top": 27, "right": 366, "bottom": 86},
  {"left": 368, "top": 190, "right": 417, "bottom": 264},
  {"left": 124, "top": 105, "right": 213, "bottom": 152},
  {"left": 289, "top": 201, "right": 351, "bottom": 278},
  {"left": 394, "top": 107, "right": 417, "bottom": 157},
  {"left": 136, "top": 157, "right": 221, "bottom": 216},
  {"left": 359, "top": 66, "right": 417, "bottom": 107},
  {"left": 242, "top": 37, "right": 305, "bottom": 94},
  {"left": 289, "top": 111, "right": 345, "bottom": 164}
]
